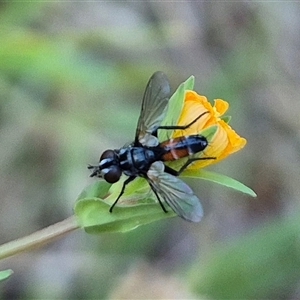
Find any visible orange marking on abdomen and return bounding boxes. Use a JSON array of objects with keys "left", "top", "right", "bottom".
[{"left": 160, "top": 137, "right": 190, "bottom": 161}]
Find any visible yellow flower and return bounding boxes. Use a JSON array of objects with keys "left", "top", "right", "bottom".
[{"left": 172, "top": 90, "right": 247, "bottom": 169}]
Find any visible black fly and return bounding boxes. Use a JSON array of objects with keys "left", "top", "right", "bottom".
[{"left": 88, "top": 72, "right": 213, "bottom": 222}]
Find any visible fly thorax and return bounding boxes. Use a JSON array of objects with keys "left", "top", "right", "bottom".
[
  {"left": 118, "top": 148, "right": 133, "bottom": 171},
  {"left": 131, "top": 147, "right": 153, "bottom": 171}
]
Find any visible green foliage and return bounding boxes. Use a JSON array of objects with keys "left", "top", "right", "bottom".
[
  {"left": 0, "top": 2, "right": 289, "bottom": 299},
  {"left": 181, "top": 169, "right": 256, "bottom": 197},
  {"left": 75, "top": 198, "right": 175, "bottom": 234},
  {"left": 220, "top": 115, "right": 231, "bottom": 124},
  {"left": 74, "top": 181, "right": 176, "bottom": 233},
  {"left": 158, "top": 75, "right": 194, "bottom": 142},
  {"left": 198, "top": 125, "right": 218, "bottom": 143},
  {"left": 0, "top": 269, "right": 13, "bottom": 282},
  {"left": 189, "top": 215, "right": 300, "bottom": 299}
]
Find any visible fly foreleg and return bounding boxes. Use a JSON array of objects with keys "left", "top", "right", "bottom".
[{"left": 109, "top": 176, "right": 136, "bottom": 212}]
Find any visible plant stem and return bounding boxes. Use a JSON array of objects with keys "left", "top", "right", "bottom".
[{"left": 0, "top": 216, "right": 79, "bottom": 260}]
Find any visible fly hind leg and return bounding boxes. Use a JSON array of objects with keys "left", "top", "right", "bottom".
[
  {"left": 164, "top": 156, "right": 216, "bottom": 176},
  {"left": 148, "top": 181, "right": 168, "bottom": 213},
  {"left": 177, "top": 157, "right": 216, "bottom": 174}
]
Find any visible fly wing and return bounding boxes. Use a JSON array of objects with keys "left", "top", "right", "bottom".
[
  {"left": 147, "top": 161, "right": 203, "bottom": 222},
  {"left": 135, "top": 71, "right": 171, "bottom": 147}
]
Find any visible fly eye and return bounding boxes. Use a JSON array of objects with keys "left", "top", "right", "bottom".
[
  {"left": 100, "top": 149, "right": 116, "bottom": 161},
  {"left": 104, "top": 165, "right": 122, "bottom": 183}
]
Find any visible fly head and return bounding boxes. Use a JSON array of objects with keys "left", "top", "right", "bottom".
[{"left": 89, "top": 149, "right": 122, "bottom": 183}]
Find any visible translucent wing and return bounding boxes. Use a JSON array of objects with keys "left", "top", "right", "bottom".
[
  {"left": 135, "top": 71, "right": 171, "bottom": 147},
  {"left": 147, "top": 161, "right": 203, "bottom": 222}
]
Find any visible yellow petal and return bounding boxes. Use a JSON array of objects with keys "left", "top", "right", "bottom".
[
  {"left": 187, "top": 125, "right": 228, "bottom": 169},
  {"left": 214, "top": 99, "right": 229, "bottom": 116},
  {"left": 169, "top": 90, "right": 246, "bottom": 170},
  {"left": 173, "top": 91, "right": 214, "bottom": 138},
  {"left": 212, "top": 120, "right": 247, "bottom": 163}
]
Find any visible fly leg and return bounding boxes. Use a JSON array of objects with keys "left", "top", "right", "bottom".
[
  {"left": 177, "top": 157, "right": 216, "bottom": 174},
  {"left": 157, "top": 111, "right": 209, "bottom": 131},
  {"left": 109, "top": 176, "right": 136, "bottom": 212},
  {"left": 164, "top": 156, "right": 216, "bottom": 176},
  {"left": 148, "top": 181, "right": 168, "bottom": 213},
  {"left": 88, "top": 164, "right": 101, "bottom": 177}
]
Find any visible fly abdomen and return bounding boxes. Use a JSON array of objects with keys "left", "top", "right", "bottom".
[{"left": 160, "top": 135, "right": 208, "bottom": 161}]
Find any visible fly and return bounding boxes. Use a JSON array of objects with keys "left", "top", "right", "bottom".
[{"left": 88, "top": 71, "right": 214, "bottom": 222}]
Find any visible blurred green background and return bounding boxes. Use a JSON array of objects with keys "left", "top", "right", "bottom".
[{"left": 0, "top": 2, "right": 299, "bottom": 299}]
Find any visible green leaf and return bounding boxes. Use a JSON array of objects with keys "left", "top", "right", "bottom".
[
  {"left": 199, "top": 125, "right": 218, "bottom": 142},
  {"left": 76, "top": 180, "right": 111, "bottom": 200},
  {"left": 0, "top": 269, "right": 13, "bottom": 282},
  {"left": 75, "top": 179, "right": 176, "bottom": 233},
  {"left": 220, "top": 115, "right": 231, "bottom": 124},
  {"left": 181, "top": 169, "right": 257, "bottom": 197},
  {"left": 158, "top": 75, "right": 194, "bottom": 142},
  {"left": 74, "top": 198, "right": 175, "bottom": 234},
  {"left": 107, "top": 176, "right": 149, "bottom": 200}
]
